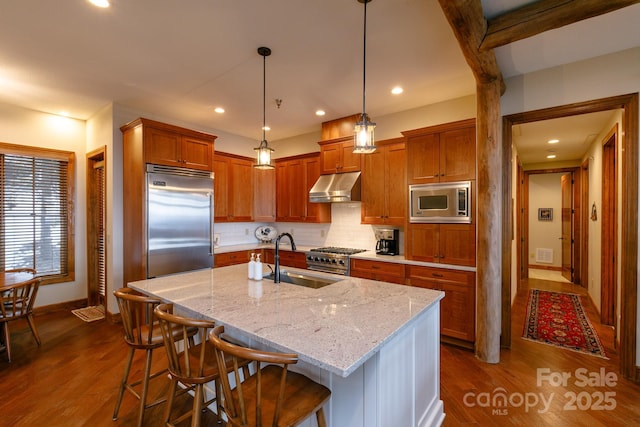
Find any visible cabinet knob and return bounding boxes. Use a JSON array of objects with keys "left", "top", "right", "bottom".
[{"left": 432, "top": 273, "right": 444, "bottom": 278}]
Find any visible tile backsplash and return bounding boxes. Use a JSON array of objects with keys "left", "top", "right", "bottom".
[{"left": 213, "top": 202, "right": 403, "bottom": 253}]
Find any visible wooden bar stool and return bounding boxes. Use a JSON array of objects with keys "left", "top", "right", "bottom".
[
  {"left": 112, "top": 287, "right": 167, "bottom": 427},
  {"left": 209, "top": 325, "right": 331, "bottom": 427},
  {"left": 1, "top": 269, "right": 40, "bottom": 362},
  {"left": 154, "top": 303, "right": 231, "bottom": 427}
]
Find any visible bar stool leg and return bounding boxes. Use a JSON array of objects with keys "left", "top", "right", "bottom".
[
  {"left": 136, "top": 348, "right": 154, "bottom": 427},
  {"left": 113, "top": 347, "right": 135, "bottom": 420}
]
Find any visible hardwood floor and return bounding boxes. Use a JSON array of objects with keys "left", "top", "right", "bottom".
[
  {"left": 441, "top": 278, "right": 640, "bottom": 426},
  {"left": 0, "top": 310, "right": 222, "bottom": 426},
  {"left": 1, "top": 278, "right": 639, "bottom": 426}
]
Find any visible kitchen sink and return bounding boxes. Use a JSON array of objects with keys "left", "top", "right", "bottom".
[{"left": 263, "top": 270, "right": 340, "bottom": 289}]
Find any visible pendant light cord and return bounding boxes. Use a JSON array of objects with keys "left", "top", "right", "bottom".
[
  {"left": 362, "top": 0, "right": 367, "bottom": 118},
  {"left": 262, "top": 51, "right": 267, "bottom": 143}
]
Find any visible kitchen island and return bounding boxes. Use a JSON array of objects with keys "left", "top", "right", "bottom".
[{"left": 129, "top": 264, "right": 445, "bottom": 426}]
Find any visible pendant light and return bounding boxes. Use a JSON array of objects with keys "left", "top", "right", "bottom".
[
  {"left": 353, "top": 0, "right": 376, "bottom": 154},
  {"left": 254, "top": 46, "right": 275, "bottom": 169}
]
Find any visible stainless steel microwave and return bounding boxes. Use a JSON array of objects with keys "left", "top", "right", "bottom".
[{"left": 409, "top": 181, "right": 471, "bottom": 223}]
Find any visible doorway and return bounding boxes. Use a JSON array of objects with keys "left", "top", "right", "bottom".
[
  {"left": 86, "top": 147, "right": 107, "bottom": 311},
  {"left": 502, "top": 93, "right": 639, "bottom": 381}
]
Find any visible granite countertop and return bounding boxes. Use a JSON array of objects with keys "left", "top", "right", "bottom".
[{"left": 128, "top": 264, "right": 443, "bottom": 377}]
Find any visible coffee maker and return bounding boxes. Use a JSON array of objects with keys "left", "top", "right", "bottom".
[{"left": 375, "top": 228, "right": 399, "bottom": 256}]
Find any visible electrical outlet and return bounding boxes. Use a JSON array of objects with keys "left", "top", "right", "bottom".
[
  {"left": 245, "top": 228, "right": 249, "bottom": 235},
  {"left": 320, "top": 230, "right": 326, "bottom": 238},
  {"left": 290, "top": 228, "right": 294, "bottom": 235},
  {"left": 213, "top": 234, "right": 220, "bottom": 247}
]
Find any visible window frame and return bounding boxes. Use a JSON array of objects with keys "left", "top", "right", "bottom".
[{"left": 0, "top": 142, "right": 76, "bottom": 285}]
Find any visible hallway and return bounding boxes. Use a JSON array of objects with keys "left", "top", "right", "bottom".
[{"left": 441, "top": 276, "right": 640, "bottom": 426}]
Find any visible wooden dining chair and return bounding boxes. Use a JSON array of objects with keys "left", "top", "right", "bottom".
[
  {"left": 153, "top": 303, "right": 229, "bottom": 427},
  {"left": 0, "top": 272, "right": 40, "bottom": 362},
  {"left": 209, "top": 324, "right": 331, "bottom": 427},
  {"left": 112, "top": 287, "right": 168, "bottom": 427}
]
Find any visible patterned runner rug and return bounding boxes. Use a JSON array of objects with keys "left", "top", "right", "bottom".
[
  {"left": 522, "top": 289, "right": 607, "bottom": 359},
  {"left": 71, "top": 305, "right": 105, "bottom": 322}
]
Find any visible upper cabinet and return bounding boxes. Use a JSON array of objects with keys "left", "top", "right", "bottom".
[
  {"left": 276, "top": 153, "right": 331, "bottom": 223},
  {"left": 318, "top": 137, "right": 362, "bottom": 174},
  {"left": 361, "top": 138, "right": 406, "bottom": 225},
  {"left": 254, "top": 167, "right": 276, "bottom": 222},
  {"left": 214, "top": 152, "right": 254, "bottom": 222},
  {"left": 132, "top": 119, "right": 216, "bottom": 171},
  {"left": 403, "top": 118, "right": 475, "bottom": 184}
]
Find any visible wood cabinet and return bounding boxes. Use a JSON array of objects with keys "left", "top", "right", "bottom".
[
  {"left": 254, "top": 167, "right": 276, "bottom": 222},
  {"left": 350, "top": 258, "right": 406, "bottom": 285},
  {"left": 275, "top": 153, "right": 331, "bottom": 223},
  {"left": 262, "top": 249, "right": 306, "bottom": 269},
  {"left": 361, "top": 138, "right": 405, "bottom": 225},
  {"left": 214, "top": 250, "right": 254, "bottom": 268},
  {"left": 318, "top": 136, "right": 362, "bottom": 174},
  {"left": 120, "top": 117, "right": 217, "bottom": 285},
  {"left": 144, "top": 123, "right": 214, "bottom": 171},
  {"left": 406, "top": 265, "right": 476, "bottom": 345},
  {"left": 405, "top": 223, "right": 476, "bottom": 267},
  {"left": 214, "top": 152, "right": 254, "bottom": 222},
  {"left": 403, "top": 119, "right": 475, "bottom": 184}
]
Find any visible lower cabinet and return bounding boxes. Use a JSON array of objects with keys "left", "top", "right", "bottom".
[
  {"left": 262, "top": 249, "right": 307, "bottom": 269},
  {"left": 406, "top": 265, "right": 476, "bottom": 347},
  {"left": 214, "top": 250, "right": 260, "bottom": 268},
  {"left": 350, "top": 259, "right": 406, "bottom": 285}
]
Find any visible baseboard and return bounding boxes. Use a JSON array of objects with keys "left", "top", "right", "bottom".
[
  {"left": 528, "top": 264, "right": 562, "bottom": 272},
  {"left": 33, "top": 298, "right": 87, "bottom": 316}
]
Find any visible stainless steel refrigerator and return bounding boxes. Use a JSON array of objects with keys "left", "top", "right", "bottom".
[{"left": 146, "top": 164, "right": 214, "bottom": 278}]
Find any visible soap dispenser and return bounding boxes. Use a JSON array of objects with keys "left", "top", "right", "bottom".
[
  {"left": 248, "top": 253, "right": 256, "bottom": 279},
  {"left": 254, "top": 254, "right": 263, "bottom": 281}
]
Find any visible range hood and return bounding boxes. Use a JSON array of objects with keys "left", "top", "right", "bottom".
[{"left": 309, "top": 171, "right": 361, "bottom": 203}]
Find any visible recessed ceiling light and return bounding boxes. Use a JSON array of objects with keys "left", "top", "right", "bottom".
[
  {"left": 214, "top": 107, "right": 225, "bottom": 114},
  {"left": 262, "top": 126, "right": 270, "bottom": 131},
  {"left": 391, "top": 86, "right": 403, "bottom": 95},
  {"left": 315, "top": 110, "right": 326, "bottom": 116},
  {"left": 89, "top": 0, "right": 110, "bottom": 8},
  {"left": 546, "top": 154, "right": 557, "bottom": 159},
  {"left": 548, "top": 139, "right": 559, "bottom": 144}
]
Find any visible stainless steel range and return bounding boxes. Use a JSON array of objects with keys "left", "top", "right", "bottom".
[{"left": 305, "top": 247, "right": 367, "bottom": 275}]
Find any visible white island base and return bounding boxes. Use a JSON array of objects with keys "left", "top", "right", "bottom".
[{"left": 233, "top": 301, "right": 444, "bottom": 427}]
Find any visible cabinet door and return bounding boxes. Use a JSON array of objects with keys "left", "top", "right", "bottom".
[
  {"left": 439, "top": 280, "right": 475, "bottom": 342},
  {"left": 288, "top": 160, "right": 306, "bottom": 221},
  {"left": 405, "top": 224, "right": 439, "bottom": 263},
  {"left": 145, "top": 127, "right": 183, "bottom": 167},
  {"left": 361, "top": 149, "right": 386, "bottom": 224},
  {"left": 229, "top": 158, "right": 254, "bottom": 221},
  {"left": 406, "top": 133, "right": 440, "bottom": 184},
  {"left": 214, "top": 250, "right": 251, "bottom": 267},
  {"left": 254, "top": 168, "right": 276, "bottom": 222},
  {"left": 439, "top": 126, "right": 475, "bottom": 182},
  {"left": 182, "top": 136, "right": 213, "bottom": 171},
  {"left": 276, "top": 161, "right": 291, "bottom": 221},
  {"left": 320, "top": 142, "right": 341, "bottom": 174},
  {"left": 278, "top": 250, "right": 307, "bottom": 268},
  {"left": 439, "top": 224, "right": 476, "bottom": 267},
  {"left": 385, "top": 143, "right": 406, "bottom": 224},
  {"left": 213, "top": 156, "right": 230, "bottom": 222},
  {"left": 340, "top": 140, "right": 362, "bottom": 173}
]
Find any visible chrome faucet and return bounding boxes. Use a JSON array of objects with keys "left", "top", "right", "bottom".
[{"left": 274, "top": 232, "right": 296, "bottom": 283}]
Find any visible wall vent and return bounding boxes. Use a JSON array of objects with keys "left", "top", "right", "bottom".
[{"left": 535, "top": 248, "right": 553, "bottom": 264}]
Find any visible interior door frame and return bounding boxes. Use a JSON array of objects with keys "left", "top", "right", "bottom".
[
  {"left": 601, "top": 125, "right": 618, "bottom": 326},
  {"left": 502, "top": 93, "right": 638, "bottom": 381}
]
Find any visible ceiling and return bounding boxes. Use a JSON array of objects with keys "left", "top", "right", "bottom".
[{"left": 0, "top": 1, "right": 638, "bottom": 161}]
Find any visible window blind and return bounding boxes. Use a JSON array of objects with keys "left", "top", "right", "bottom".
[{"left": 0, "top": 154, "right": 69, "bottom": 275}]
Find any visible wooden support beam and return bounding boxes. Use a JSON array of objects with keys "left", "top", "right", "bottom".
[
  {"left": 481, "top": 0, "right": 640, "bottom": 51},
  {"left": 438, "top": 0, "right": 503, "bottom": 363},
  {"left": 438, "top": 0, "right": 505, "bottom": 94}
]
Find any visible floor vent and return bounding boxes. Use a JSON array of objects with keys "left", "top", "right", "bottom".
[{"left": 535, "top": 248, "right": 554, "bottom": 264}]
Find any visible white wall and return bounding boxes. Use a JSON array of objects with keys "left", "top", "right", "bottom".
[
  {"left": 0, "top": 103, "right": 88, "bottom": 307},
  {"left": 501, "top": 46, "right": 640, "bottom": 365},
  {"left": 528, "top": 173, "right": 564, "bottom": 269}
]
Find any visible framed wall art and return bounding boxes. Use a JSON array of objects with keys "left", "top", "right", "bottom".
[{"left": 538, "top": 208, "right": 553, "bottom": 221}]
